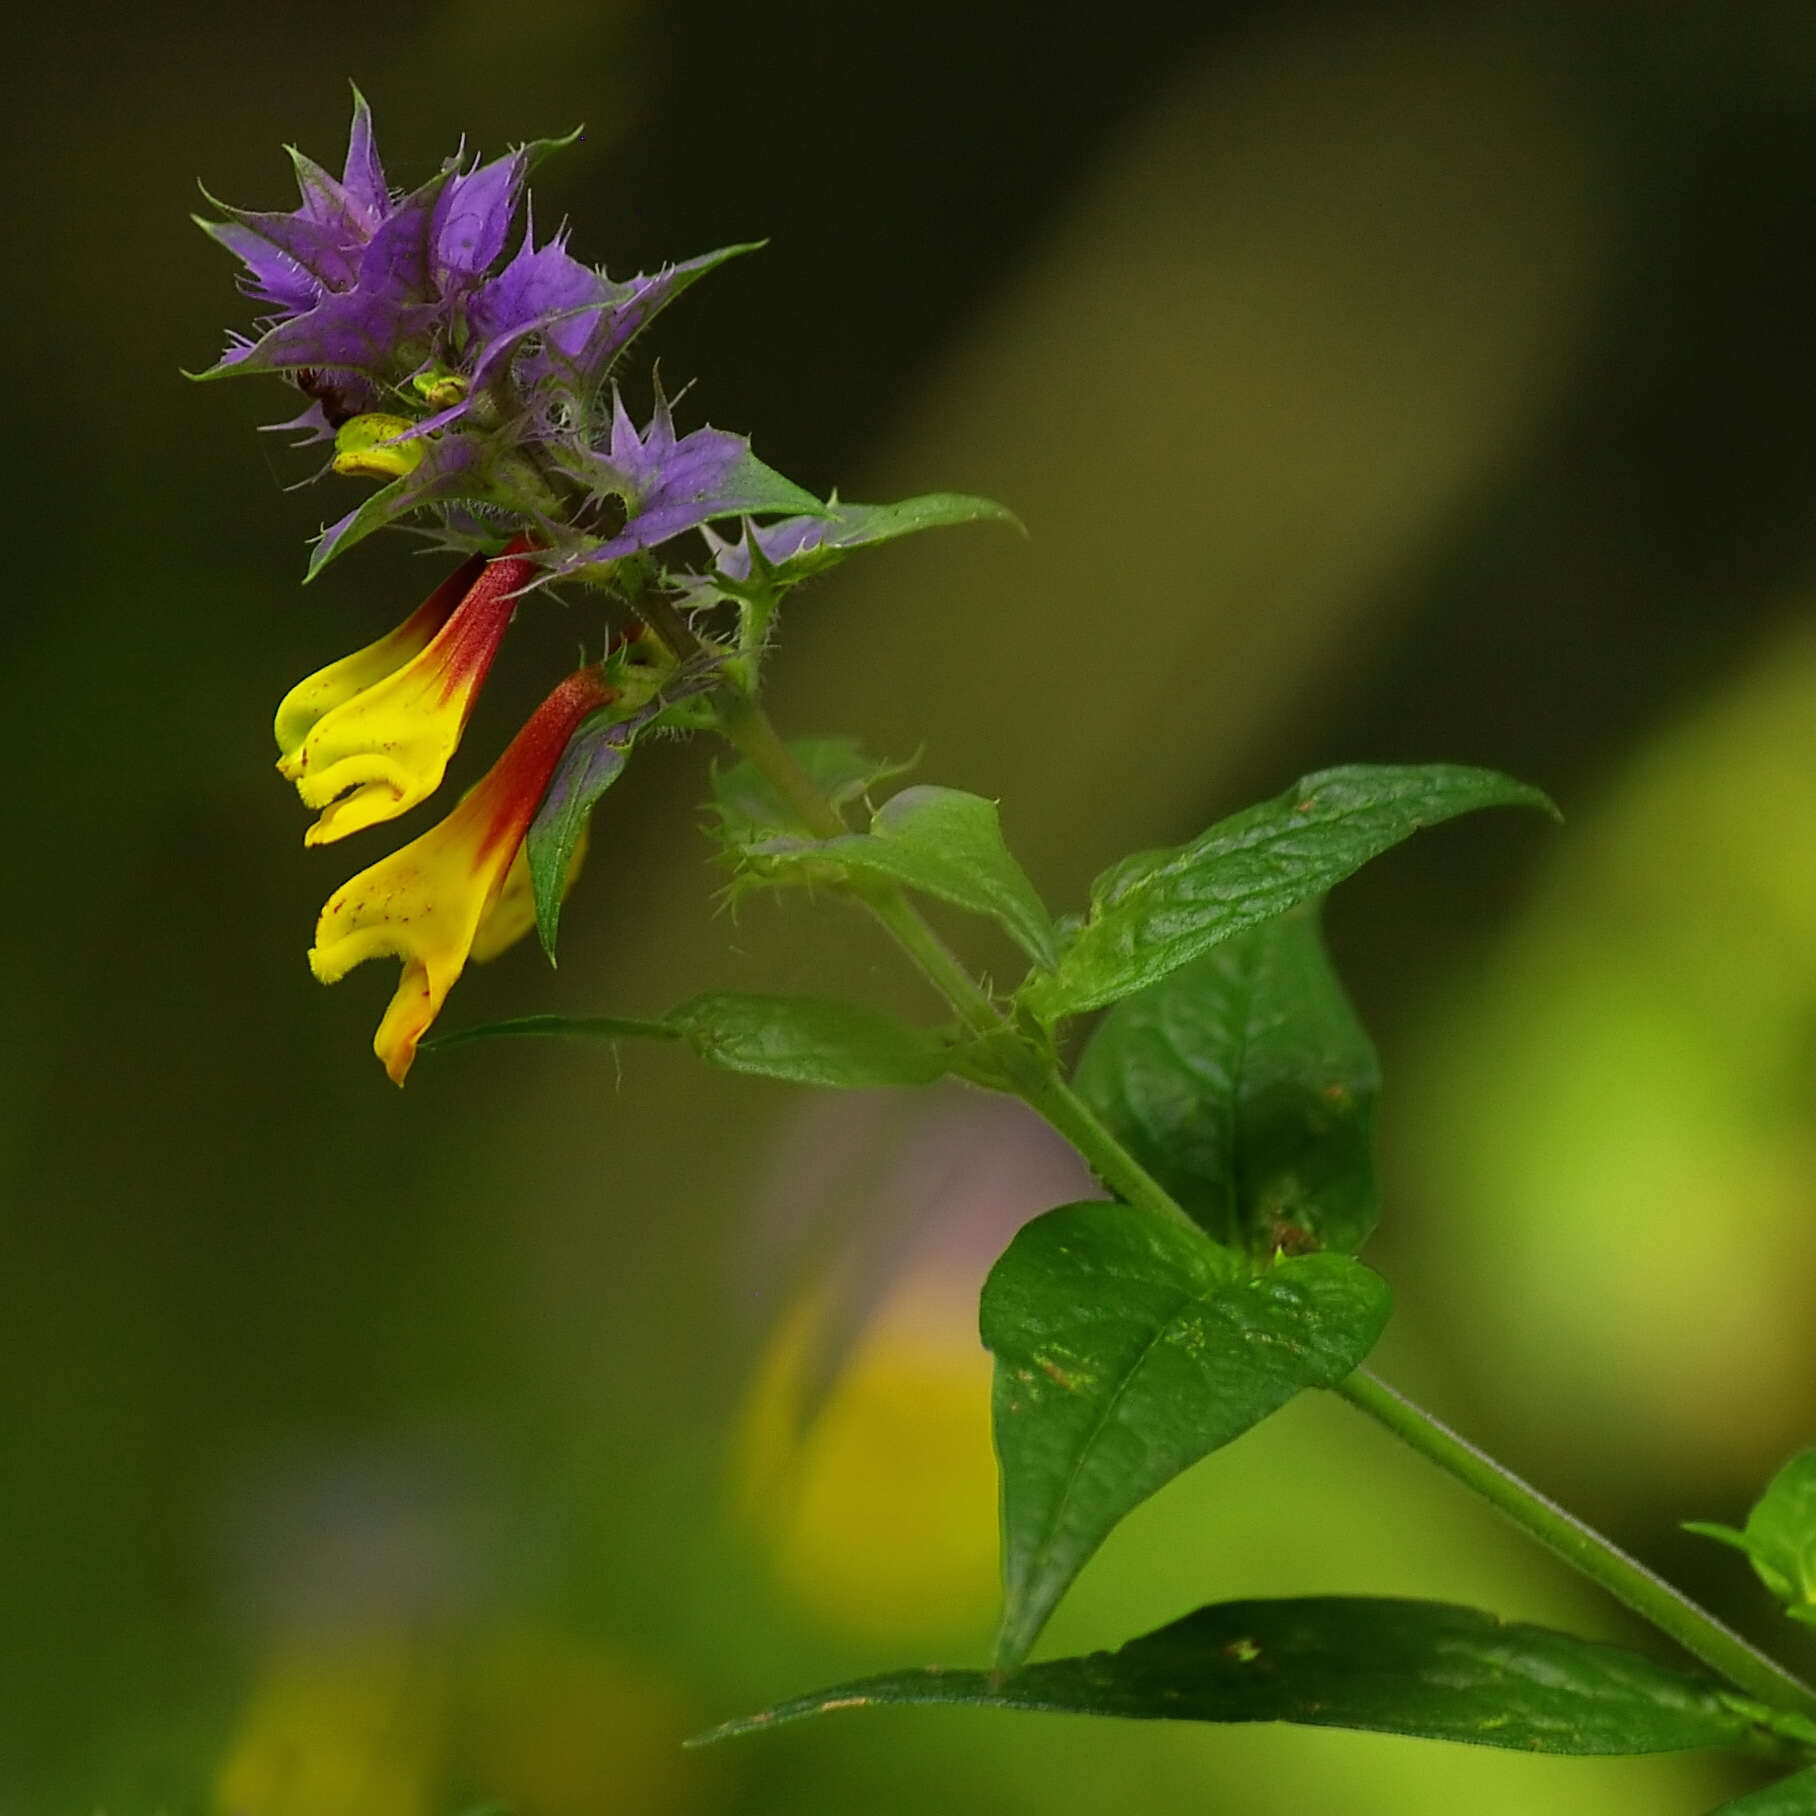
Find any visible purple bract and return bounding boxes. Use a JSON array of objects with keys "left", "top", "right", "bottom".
[{"left": 197, "top": 90, "right": 811, "bottom": 577}]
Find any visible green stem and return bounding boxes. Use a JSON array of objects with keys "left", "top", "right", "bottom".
[
  {"left": 705, "top": 686, "right": 1196, "bottom": 1229},
  {"left": 699, "top": 674, "right": 1816, "bottom": 1722},
  {"left": 1337, "top": 1369, "right": 1816, "bottom": 1719},
  {"left": 1009, "top": 1053, "right": 1200, "bottom": 1232},
  {"left": 714, "top": 686, "right": 849, "bottom": 842}
]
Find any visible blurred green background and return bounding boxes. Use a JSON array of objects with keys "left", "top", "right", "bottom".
[{"left": 8, "top": 2, "right": 1816, "bottom": 1810}]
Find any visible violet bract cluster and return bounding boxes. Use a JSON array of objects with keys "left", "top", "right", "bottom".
[{"left": 198, "top": 91, "right": 1008, "bottom": 1082}]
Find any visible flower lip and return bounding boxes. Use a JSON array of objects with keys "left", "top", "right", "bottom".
[
  {"left": 273, "top": 550, "right": 486, "bottom": 762},
  {"left": 280, "top": 538, "right": 540, "bottom": 847},
  {"left": 331, "top": 413, "right": 426, "bottom": 480}
]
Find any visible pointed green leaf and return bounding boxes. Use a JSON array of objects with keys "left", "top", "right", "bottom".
[
  {"left": 524, "top": 700, "right": 634, "bottom": 964},
  {"left": 1688, "top": 1452, "right": 1816, "bottom": 1628},
  {"left": 816, "top": 491, "right": 1021, "bottom": 546},
  {"left": 663, "top": 991, "right": 951, "bottom": 1087},
  {"left": 712, "top": 451, "right": 829, "bottom": 522},
  {"left": 428, "top": 991, "right": 949, "bottom": 1088},
  {"left": 1020, "top": 764, "right": 1556, "bottom": 1023},
  {"left": 1709, "top": 1766, "right": 1816, "bottom": 1812},
  {"left": 691, "top": 1596, "right": 1759, "bottom": 1755},
  {"left": 739, "top": 787, "right": 1058, "bottom": 968},
  {"left": 773, "top": 491, "right": 1022, "bottom": 580},
  {"left": 518, "top": 125, "right": 586, "bottom": 173},
  {"left": 1073, "top": 902, "right": 1379, "bottom": 1256},
  {"left": 862, "top": 788, "right": 1056, "bottom": 967},
  {"left": 424, "top": 1013, "right": 682, "bottom": 1051},
  {"left": 983, "top": 1204, "right": 1390, "bottom": 1669}
]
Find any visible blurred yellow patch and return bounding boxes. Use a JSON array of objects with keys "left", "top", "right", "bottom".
[
  {"left": 458, "top": 1623, "right": 703, "bottom": 1816},
  {"left": 734, "top": 1270, "right": 1000, "bottom": 1647},
  {"left": 213, "top": 1638, "right": 442, "bottom": 1816},
  {"left": 213, "top": 1622, "right": 706, "bottom": 1816}
]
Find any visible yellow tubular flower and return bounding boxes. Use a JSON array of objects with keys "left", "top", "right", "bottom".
[
  {"left": 277, "top": 540, "right": 538, "bottom": 847},
  {"left": 309, "top": 668, "right": 612, "bottom": 1086},
  {"left": 273, "top": 552, "right": 484, "bottom": 759}
]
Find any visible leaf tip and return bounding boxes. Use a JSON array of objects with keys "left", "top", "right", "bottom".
[
  {"left": 1520, "top": 783, "right": 1564, "bottom": 825},
  {"left": 681, "top": 1716, "right": 747, "bottom": 1749},
  {"left": 535, "top": 915, "right": 560, "bottom": 968}
]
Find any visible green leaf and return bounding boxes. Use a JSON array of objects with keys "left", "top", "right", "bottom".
[
  {"left": 982, "top": 1204, "right": 1390, "bottom": 1669},
  {"left": 692, "top": 1596, "right": 1756, "bottom": 1753},
  {"left": 1020, "top": 764, "right": 1556, "bottom": 1023},
  {"left": 525, "top": 657, "right": 721, "bottom": 961},
  {"left": 664, "top": 991, "right": 951, "bottom": 1087},
  {"left": 775, "top": 493, "right": 1023, "bottom": 579},
  {"left": 822, "top": 490, "right": 1022, "bottom": 543},
  {"left": 1688, "top": 1451, "right": 1816, "bottom": 1628},
  {"left": 708, "top": 737, "right": 914, "bottom": 846},
  {"left": 709, "top": 450, "right": 831, "bottom": 523},
  {"left": 424, "top": 1013, "right": 681, "bottom": 1051},
  {"left": 1708, "top": 1766, "right": 1816, "bottom": 1812},
  {"left": 428, "top": 993, "right": 949, "bottom": 1089},
  {"left": 739, "top": 787, "right": 1058, "bottom": 969},
  {"left": 1073, "top": 902, "right": 1379, "bottom": 1256}
]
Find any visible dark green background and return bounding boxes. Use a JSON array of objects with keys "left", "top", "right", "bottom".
[{"left": 7, "top": 3, "right": 1816, "bottom": 1811}]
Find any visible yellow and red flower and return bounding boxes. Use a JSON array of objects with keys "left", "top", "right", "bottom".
[
  {"left": 275, "top": 539, "right": 537, "bottom": 845},
  {"left": 309, "top": 667, "right": 612, "bottom": 1085}
]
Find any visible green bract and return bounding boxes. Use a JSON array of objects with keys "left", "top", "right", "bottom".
[{"left": 526, "top": 655, "right": 724, "bottom": 961}]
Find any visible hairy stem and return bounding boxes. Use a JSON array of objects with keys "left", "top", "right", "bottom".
[
  {"left": 704, "top": 686, "right": 1195, "bottom": 1228},
  {"left": 701, "top": 675, "right": 1816, "bottom": 1722}
]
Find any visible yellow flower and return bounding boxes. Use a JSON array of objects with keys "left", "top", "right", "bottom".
[
  {"left": 275, "top": 541, "right": 537, "bottom": 846},
  {"left": 309, "top": 668, "right": 612, "bottom": 1085},
  {"left": 272, "top": 553, "right": 483, "bottom": 759}
]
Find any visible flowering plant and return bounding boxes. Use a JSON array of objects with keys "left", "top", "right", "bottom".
[{"left": 198, "top": 93, "right": 1816, "bottom": 1811}]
